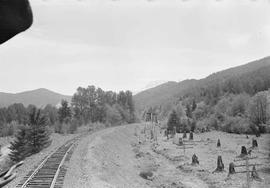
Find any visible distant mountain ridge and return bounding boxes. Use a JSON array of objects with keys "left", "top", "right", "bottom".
[
  {"left": 0, "top": 88, "right": 71, "bottom": 107},
  {"left": 134, "top": 56, "right": 270, "bottom": 111}
]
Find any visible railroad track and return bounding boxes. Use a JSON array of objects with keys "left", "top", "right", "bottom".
[{"left": 16, "top": 136, "right": 82, "bottom": 188}]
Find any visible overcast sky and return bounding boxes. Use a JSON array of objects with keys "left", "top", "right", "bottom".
[{"left": 1, "top": 0, "right": 270, "bottom": 95}]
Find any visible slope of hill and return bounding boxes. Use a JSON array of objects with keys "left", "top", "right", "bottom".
[
  {"left": 134, "top": 56, "right": 270, "bottom": 112},
  {"left": 0, "top": 88, "right": 71, "bottom": 107},
  {"left": 134, "top": 80, "right": 198, "bottom": 111}
]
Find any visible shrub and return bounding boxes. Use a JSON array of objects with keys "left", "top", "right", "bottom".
[
  {"left": 167, "top": 110, "right": 180, "bottom": 132},
  {"left": 54, "top": 123, "right": 64, "bottom": 134},
  {"left": 9, "top": 125, "right": 30, "bottom": 162},
  {"left": 195, "top": 119, "right": 208, "bottom": 132},
  {"left": 68, "top": 119, "right": 79, "bottom": 134},
  {"left": 221, "top": 116, "right": 251, "bottom": 134},
  {"left": 208, "top": 115, "right": 218, "bottom": 130},
  {"left": 89, "top": 122, "right": 106, "bottom": 131},
  {"left": 105, "top": 104, "right": 122, "bottom": 126}
]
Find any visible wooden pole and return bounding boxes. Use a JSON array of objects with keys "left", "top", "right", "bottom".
[
  {"left": 246, "top": 157, "right": 250, "bottom": 188},
  {"left": 183, "top": 139, "right": 186, "bottom": 157}
]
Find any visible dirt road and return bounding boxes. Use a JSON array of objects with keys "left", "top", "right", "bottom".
[{"left": 63, "top": 124, "right": 270, "bottom": 188}]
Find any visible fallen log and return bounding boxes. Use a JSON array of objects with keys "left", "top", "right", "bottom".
[
  {"left": 234, "top": 163, "right": 264, "bottom": 168},
  {"left": 0, "top": 170, "right": 9, "bottom": 178},
  {"left": 3, "top": 161, "right": 24, "bottom": 180},
  {"left": 0, "top": 173, "right": 16, "bottom": 188},
  {"left": 234, "top": 156, "right": 258, "bottom": 162}
]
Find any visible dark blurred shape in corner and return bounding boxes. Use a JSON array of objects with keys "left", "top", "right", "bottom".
[{"left": 0, "top": 0, "right": 33, "bottom": 44}]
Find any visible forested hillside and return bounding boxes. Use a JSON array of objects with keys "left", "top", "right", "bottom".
[
  {"left": 134, "top": 56, "right": 270, "bottom": 111},
  {"left": 136, "top": 56, "right": 270, "bottom": 135}
]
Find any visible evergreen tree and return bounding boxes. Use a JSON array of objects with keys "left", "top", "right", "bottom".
[
  {"left": 167, "top": 110, "right": 180, "bottom": 132},
  {"left": 28, "top": 107, "right": 51, "bottom": 154},
  {"left": 9, "top": 125, "right": 29, "bottom": 162},
  {"left": 58, "top": 100, "right": 72, "bottom": 123},
  {"left": 186, "top": 104, "right": 192, "bottom": 118},
  {"left": 192, "top": 99, "right": 197, "bottom": 112}
]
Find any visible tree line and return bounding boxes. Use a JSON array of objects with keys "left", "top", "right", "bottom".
[{"left": 0, "top": 85, "right": 136, "bottom": 137}]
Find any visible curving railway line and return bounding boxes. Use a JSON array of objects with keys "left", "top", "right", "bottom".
[{"left": 16, "top": 136, "right": 82, "bottom": 188}]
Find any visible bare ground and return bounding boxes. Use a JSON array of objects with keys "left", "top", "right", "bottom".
[{"left": 64, "top": 123, "right": 270, "bottom": 188}]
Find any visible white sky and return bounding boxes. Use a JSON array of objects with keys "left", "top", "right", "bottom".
[{"left": 0, "top": 0, "right": 270, "bottom": 95}]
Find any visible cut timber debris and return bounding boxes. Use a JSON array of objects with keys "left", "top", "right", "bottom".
[
  {"left": 213, "top": 155, "right": 224, "bottom": 173},
  {"left": 192, "top": 154, "right": 199, "bottom": 165}
]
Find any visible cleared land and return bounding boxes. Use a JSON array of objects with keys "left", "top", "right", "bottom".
[{"left": 63, "top": 123, "right": 270, "bottom": 188}]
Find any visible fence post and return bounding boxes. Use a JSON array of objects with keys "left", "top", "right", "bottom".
[{"left": 246, "top": 157, "right": 250, "bottom": 188}]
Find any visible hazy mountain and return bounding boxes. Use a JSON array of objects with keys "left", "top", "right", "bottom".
[
  {"left": 0, "top": 88, "right": 71, "bottom": 108},
  {"left": 134, "top": 56, "right": 270, "bottom": 111}
]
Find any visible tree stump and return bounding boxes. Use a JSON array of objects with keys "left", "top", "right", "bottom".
[
  {"left": 217, "top": 139, "right": 221, "bottom": 147},
  {"left": 228, "top": 162, "right": 235, "bottom": 175},
  {"left": 139, "top": 171, "right": 153, "bottom": 180},
  {"left": 189, "top": 131, "right": 194, "bottom": 140},
  {"left": 201, "top": 128, "right": 205, "bottom": 133},
  {"left": 150, "top": 130, "right": 154, "bottom": 140},
  {"left": 252, "top": 138, "right": 258, "bottom": 148},
  {"left": 239, "top": 146, "right": 248, "bottom": 157},
  {"left": 165, "top": 129, "right": 169, "bottom": 140},
  {"left": 183, "top": 131, "right": 187, "bottom": 138},
  {"left": 192, "top": 154, "right": 199, "bottom": 165},
  {"left": 179, "top": 138, "right": 184, "bottom": 146},
  {"left": 251, "top": 165, "right": 262, "bottom": 181},
  {"left": 213, "top": 155, "right": 224, "bottom": 172}
]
